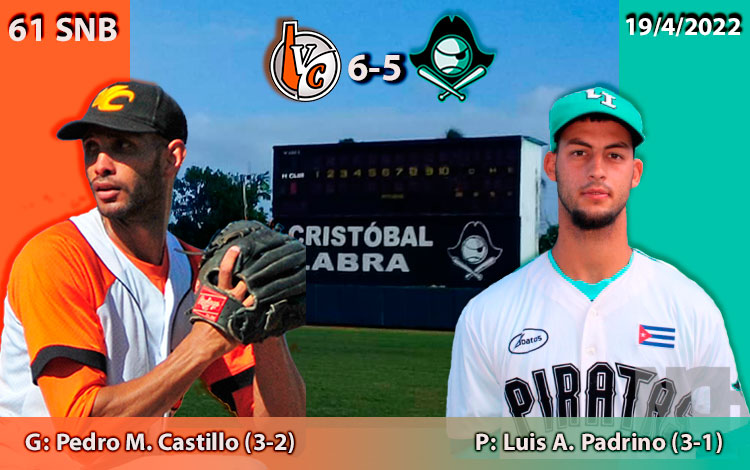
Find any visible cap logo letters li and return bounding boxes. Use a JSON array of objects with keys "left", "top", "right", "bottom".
[
  {"left": 91, "top": 85, "right": 135, "bottom": 112},
  {"left": 585, "top": 88, "right": 617, "bottom": 109}
]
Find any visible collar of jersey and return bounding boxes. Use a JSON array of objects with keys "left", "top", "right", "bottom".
[{"left": 547, "top": 250, "right": 634, "bottom": 302}]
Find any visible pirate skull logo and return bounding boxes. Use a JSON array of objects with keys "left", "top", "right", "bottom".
[
  {"left": 410, "top": 15, "right": 494, "bottom": 102},
  {"left": 447, "top": 221, "right": 502, "bottom": 281}
]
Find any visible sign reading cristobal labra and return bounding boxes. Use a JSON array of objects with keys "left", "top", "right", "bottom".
[
  {"left": 273, "top": 135, "right": 543, "bottom": 292},
  {"left": 288, "top": 216, "right": 520, "bottom": 288}
]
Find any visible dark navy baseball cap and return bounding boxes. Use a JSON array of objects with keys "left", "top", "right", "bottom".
[{"left": 57, "top": 80, "right": 188, "bottom": 143}]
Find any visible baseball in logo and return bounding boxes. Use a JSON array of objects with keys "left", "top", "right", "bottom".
[
  {"left": 447, "top": 221, "right": 502, "bottom": 280},
  {"left": 410, "top": 15, "right": 494, "bottom": 102},
  {"left": 269, "top": 20, "right": 341, "bottom": 102}
]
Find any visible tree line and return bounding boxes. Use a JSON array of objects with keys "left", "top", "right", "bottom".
[{"left": 170, "top": 166, "right": 270, "bottom": 248}]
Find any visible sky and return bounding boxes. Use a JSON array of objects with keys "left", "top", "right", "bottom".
[{"left": 130, "top": 0, "right": 619, "bottom": 227}]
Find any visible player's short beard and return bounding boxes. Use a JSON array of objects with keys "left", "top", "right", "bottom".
[{"left": 560, "top": 197, "right": 625, "bottom": 230}]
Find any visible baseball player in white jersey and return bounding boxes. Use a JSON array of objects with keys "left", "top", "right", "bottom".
[{"left": 447, "top": 87, "right": 747, "bottom": 418}]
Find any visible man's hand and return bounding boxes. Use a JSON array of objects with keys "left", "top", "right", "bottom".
[
  {"left": 189, "top": 220, "right": 306, "bottom": 345},
  {"left": 200, "top": 244, "right": 306, "bottom": 416},
  {"left": 191, "top": 245, "right": 254, "bottom": 359},
  {"left": 86, "top": 238, "right": 304, "bottom": 417},
  {"left": 86, "top": 247, "right": 258, "bottom": 416},
  {"left": 217, "top": 245, "right": 255, "bottom": 306}
]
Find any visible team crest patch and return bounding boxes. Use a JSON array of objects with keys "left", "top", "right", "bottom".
[
  {"left": 508, "top": 328, "right": 549, "bottom": 354},
  {"left": 638, "top": 324, "right": 676, "bottom": 349},
  {"left": 194, "top": 286, "right": 228, "bottom": 322}
]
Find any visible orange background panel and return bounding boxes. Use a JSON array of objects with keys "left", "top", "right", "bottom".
[{"left": 0, "top": 0, "right": 130, "bottom": 337}]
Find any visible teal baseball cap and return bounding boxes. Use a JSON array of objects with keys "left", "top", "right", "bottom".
[{"left": 549, "top": 87, "right": 644, "bottom": 151}]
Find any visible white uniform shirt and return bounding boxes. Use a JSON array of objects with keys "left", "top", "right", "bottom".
[
  {"left": 447, "top": 251, "right": 747, "bottom": 418},
  {"left": 0, "top": 208, "right": 194, "bottom": 416}
]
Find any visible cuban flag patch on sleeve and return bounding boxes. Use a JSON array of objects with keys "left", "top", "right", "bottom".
[{"left": 638, "top": 324, "right": 676, "bottom": 349}]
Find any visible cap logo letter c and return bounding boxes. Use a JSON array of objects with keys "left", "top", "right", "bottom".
[{"left": 91, "top": 85, "right": 135, "bottom": 112}]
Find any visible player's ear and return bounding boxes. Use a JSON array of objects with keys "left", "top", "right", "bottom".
[
  {"left": 543, "top": 151, "right": 557, "bottom": 182},
  {"left": 631, "top": 157, "right": 643, "bottom": 188},
  {"left": 165, "top": 139, "right": 187, "bottom": 175}
]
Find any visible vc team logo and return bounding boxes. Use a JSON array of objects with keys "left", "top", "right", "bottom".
[
  {"left": 269, "top": 20, "right": 341, "bottom": 102},
  {"left": 447, "top": 221, "right": 502, "bottom": 280},
  {"left": 410, "top": 16, "right": 494, "bottom": 102}
]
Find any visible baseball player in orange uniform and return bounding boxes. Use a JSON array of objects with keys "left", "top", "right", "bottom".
[{"left": 0, "top": 80, "right": 305, "bottom": 417}]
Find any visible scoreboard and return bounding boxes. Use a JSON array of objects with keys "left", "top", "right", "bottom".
[
  {"left": 273, "top": 135, "right": 545, "bottom": 329},
  {"left": 274, "top": 136, "right": 532, "bottom": 217}
]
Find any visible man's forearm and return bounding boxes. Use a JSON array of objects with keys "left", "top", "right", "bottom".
[
  {"left": 91, "top": 323, "right": 235, "bottom": 417},
  {"left": 253, "top": 335, "right": 305, "bottom": 416}
]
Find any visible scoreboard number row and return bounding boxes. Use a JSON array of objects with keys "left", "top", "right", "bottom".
[{"left": 314, "top": 165, "right": 514, "bottom": 179}]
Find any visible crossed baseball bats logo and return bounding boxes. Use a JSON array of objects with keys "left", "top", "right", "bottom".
[
  {"left": 448, "top": 252, "right": 500, "bottom": 281},
  {"left": 416, "top": 65, "right": 487, "bottom": 101}
]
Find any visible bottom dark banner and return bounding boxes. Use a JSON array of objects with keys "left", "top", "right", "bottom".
[{"left": 0, "top": 418, "right": 747, "bottom": 468}]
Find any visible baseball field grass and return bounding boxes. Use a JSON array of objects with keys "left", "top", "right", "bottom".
[{"left": 176, "top": 326, "right": 455, "bottom": 417}]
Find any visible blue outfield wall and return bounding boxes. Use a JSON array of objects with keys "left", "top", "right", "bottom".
[{"left": 306, "top": 284, "right": 482, "bottom": 330}]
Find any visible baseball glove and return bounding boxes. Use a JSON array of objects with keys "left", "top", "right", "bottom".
[{"left": 190, "top": 220, "right": 306, "bottom": 344}]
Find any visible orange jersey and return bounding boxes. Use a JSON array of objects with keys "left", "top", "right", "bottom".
[{"left": 0, "top": 208, "right": 255, "bottom": 416}]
